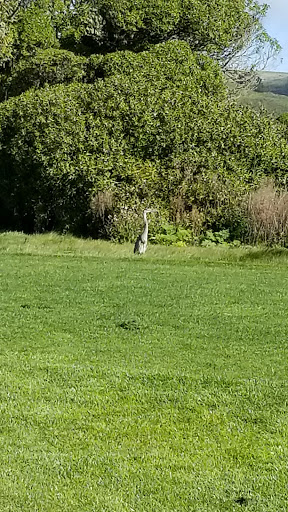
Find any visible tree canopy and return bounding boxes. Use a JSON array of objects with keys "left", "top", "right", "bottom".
[{"left": 0, "top": 0, "right": 280, "bottom": 67}]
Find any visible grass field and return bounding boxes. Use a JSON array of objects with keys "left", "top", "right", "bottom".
[
  {"left": 1, "top": 232, "right": 288, "bottom": 511},
  {"left": 238, "top": 90, "right": 288, "bottom": 116},
  {"left": 236, "top": 70, "right": 288, "bottom": 115},
  {"left": 256, "top": 71, "right": 288, "bottom": 96}
]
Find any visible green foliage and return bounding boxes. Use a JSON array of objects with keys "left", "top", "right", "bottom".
[
  {"left": 0, "top": 12, "right": 15, "bottom": 63},
  {"left": 1, "top": 49, "right": 87, "bottom": 101},
  {"left": 277, "top": 112, "right": 288, "bottom": 124},
  {"left": 57, "top": 0, "right": 276, "bottom": 66},
  {"left": 0, "top": 0, "right": 67, "bottom": 67},
  {"left": 153, "top": 223, "right": 194, "bottom": 246},
  {"left": 1, "top": 39, "right": 288, "bottom": 239},
  {"left": 277, "top": 112, "right": 288, "bottom": 139},
  {"left": 200, "top": 229, "right": 230, "bottom": 247},
  {"left": 0, "top": 0, "right": 24, "bottom": 63},
  {"left": 16, "top": 2, "right": 58, "bottom": 57},
  {"left": 87, "top": 41, "right": 226, "bottom": 97},
  {"left": 0, "top": 83, "right": 95, "bottom": 232},
  {"left": 162, "top": 105, "right": 288, "bottom": 233},
  {"left": 153, "top": 225, "right": 241, "bottom": 248},
  {"left": 0, "top": 0, "right": 277, "bottom": 75},
  {"left": 0, "top": 41, "right": 226, "bottom": 234}
]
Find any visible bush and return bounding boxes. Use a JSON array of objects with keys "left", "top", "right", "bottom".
[
  {"left": 199, "top": 229, "right": 230, "bottom": 247},
  {"left": 0, "top": 42, "right": 226, "bottom": 234},
  {"left": 0, "top": 83, "right": 97, "bottom": 232},
  {"left": 87, "top": 41, "right": 226, "bottom": 99},
  {"left": 277, "top": 112, "right": 288, "bottom": 140},
  {"left": 16, "top": 3, "right": 58, "bottom": 56},
  {"left": 57, "top": 0, "right": 269, "bottom": 62},
  {"left": 153, "top": 223, "right": 194, "bottom": 246},
  {"left": 1, "top": 49, "right": 87, "bottom": 101}
]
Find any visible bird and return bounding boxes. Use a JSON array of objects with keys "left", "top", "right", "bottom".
[{"left": 134, "top": 209, "right": 156, "bottom": 254}]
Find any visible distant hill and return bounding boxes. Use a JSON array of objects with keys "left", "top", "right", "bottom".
[
  {"left": 237, "top": 71, "right": 288, "bottom": 116},
  {"left": 256, "top": 71, "right": 288, "bottom": 96}
]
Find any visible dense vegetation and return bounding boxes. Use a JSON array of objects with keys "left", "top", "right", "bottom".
[{"left": 1, "top": 0, "right": 288, "bottom": 244}]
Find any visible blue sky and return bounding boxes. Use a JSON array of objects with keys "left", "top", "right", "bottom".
[{"left": 262, "top": 0, "right": 288, "bottom": 71}]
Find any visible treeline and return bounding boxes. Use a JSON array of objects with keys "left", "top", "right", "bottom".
[{"left": 1, "top": 0, "right": 288, "bottom": 245}]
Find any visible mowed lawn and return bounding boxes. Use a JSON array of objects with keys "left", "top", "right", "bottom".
[{"left": 1, "top": 233, "right": 288, "bottom": 512}]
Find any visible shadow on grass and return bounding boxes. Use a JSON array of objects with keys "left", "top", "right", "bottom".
[{"left": 239, "top": 247, "right": 288, "bottom": 262}]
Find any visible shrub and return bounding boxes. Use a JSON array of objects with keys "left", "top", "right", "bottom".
[
  {"left": 277, "top": 112, "right": 288, "bottom": 140},
  {"left": 1, "top": 49, "right": 87, "bottom": 101},
  {"left": 153, "top": 223, "right": 194, "bottom": 246},
  {"left": 106, "top": 208, "right": 146, "bottom": 243},
  {"left": 57, "top": 0, "right": 271, "bottom": 64},
  {"left": 87, "top": 41, "right": 226, "bottom": 99},
  {"left": 16, "top": 3, "right": 58, "bottom": 56},
  {"left": 0, "top": 42, "right": 226, "bottom": 234},
  {"left": 200, "top": 229, "right": 230, "bottom": 247},
  {"left": 90, "top": 190, "right": 114, "bottom": 238},
  {"left": 0, "top": 83, "right": 98, "bottom": 232}
]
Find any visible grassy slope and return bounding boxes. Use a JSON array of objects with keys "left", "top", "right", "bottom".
[
  {"left": 256, "top": 71, "right": 288, "bottom": 96},
  {"left": 237, "top": 71, "right": 288, "bottom": 116},
  {"left": 1, "top": 233, "right": 288, "bottom": 511},
  {"left": 238, "top": 90, "right": 288, "bottom": 116}
]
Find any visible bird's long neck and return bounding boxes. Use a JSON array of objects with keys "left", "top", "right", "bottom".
[{"left": 143, "top": 211, "right": 149, "bottom": 237}]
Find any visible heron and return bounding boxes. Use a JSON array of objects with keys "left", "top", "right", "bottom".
[{"left": 134, "top": 209, "right": 156, "bottom": 254}]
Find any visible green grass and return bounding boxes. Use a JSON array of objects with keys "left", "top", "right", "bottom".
[
  {"left": 235, "top": 71, "right": 288, "bottom": 116},
  {"left": 256, "top": 71, "right": 288, "bottom": 96},
  {"left": 236, "top": 70, "right": 288, "bottom": 116},
  {"left": 1, "top": 232, "right": 288, "bottom": 511},
  {"left": 238, "top": 90, "right": 288, "bottom": 116}
]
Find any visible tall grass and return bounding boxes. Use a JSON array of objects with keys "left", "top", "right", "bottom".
[
  {"left": 245, "top": 180, "right": 288, "bottom": 246},
  {"left": 2, "top": 231, "right": 288, "bottom": 265}
]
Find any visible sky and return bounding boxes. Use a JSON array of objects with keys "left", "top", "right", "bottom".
[{"left": 262, "top": 0, "right": 288, "bottom": 71}]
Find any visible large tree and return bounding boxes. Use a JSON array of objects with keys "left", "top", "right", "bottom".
[
  {"left": 0, "top": 0, "right": 280, "bottom": 69},
  {"left": 55, "top": 0, "right": 279, "bottom": 64}
]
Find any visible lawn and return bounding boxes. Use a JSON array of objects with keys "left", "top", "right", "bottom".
[{"left": 1, "top": 232, "right": 288, "bottom": 511}]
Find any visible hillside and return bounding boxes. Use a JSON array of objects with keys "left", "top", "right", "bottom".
[
  {"left": 257, "top": 71, "right": 288, "bottom": 95},
  {"left": 238, "top": 71, "right": 288, "bottom": 116}
]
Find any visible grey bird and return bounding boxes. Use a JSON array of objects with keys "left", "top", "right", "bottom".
[{"left": 134, "top": 209, "right": 156, "bottom": 254}]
